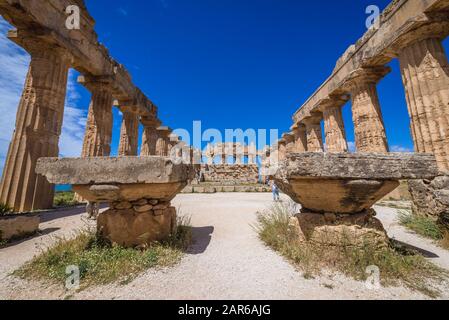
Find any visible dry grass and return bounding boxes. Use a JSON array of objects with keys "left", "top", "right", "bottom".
[
  {"left": 15, "top": 216, "right": 192, "bottom": 290},
  {"left": 256, "top": 202, "right": 449, "bottom": 298}
]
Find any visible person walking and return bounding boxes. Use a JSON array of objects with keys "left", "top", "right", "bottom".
[{"left": 271, "top": 181, "right": 280, "bottom": 202}]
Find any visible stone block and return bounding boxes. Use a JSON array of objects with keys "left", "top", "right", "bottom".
[{"left": 0, "top": 215, "right": 40, "bottom": 241}]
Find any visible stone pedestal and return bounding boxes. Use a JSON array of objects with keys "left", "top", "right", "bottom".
[
  {"left": 274, "top": 153, "right": 439, "bottom": 249},
  {"left": 303, "top": 115, "right": 324, "bottom": 152},
  {"left": 399, "top": 38, "right": 449, "bottom": 171},
  {"left": 0, "top": 46, "right": 70, "bottom": 212},
  {"left": 36, "top": 157, "right": 194, "bottom": 248},
  {"left": 289, "top": 210, "right": 388, "bottom": 250}
]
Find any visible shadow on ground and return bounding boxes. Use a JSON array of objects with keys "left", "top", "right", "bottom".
[{"left": 187, "top": 226, "right": 214, "bottom": 254}]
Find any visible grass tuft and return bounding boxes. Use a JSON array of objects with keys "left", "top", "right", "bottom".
[
  {"left": 15, "top": 216, "right": 192, "bottom": 290},
  {"left": 0, "top": 202, "right": 13, "bottom": 216},
  {"left": 398, "top": 210, "right": 443, "bottom": 241},
  {"left": 53, "top": 192, "right": 81, "bottom": 208},
  {"left": 256, "top": 202, "right": 448, "bottom": 298}
]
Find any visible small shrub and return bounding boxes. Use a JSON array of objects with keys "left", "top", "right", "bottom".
[
  {"left": 256, "top": 202, "right": 448, "bottom": 298},
  {"left": 398, "top": 210, "right": 443, "bottom": 240},
  {"left": 15, "top": 216, "right": 192, "bottom": 290},
  {"left": 0, "top": 203, "right": 13, "bottom": 216},
  {"left": 53, "top": 192, "right": 81, "bottom": 208}
]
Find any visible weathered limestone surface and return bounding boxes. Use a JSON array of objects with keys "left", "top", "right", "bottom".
[
  {"left": 80, "top": 80, "right": 114, "bottom": 157},
  {"left": 289, "top": 210, "right": 388, "bottom": 250},
  {"left": 303, "top": 115, "right": 324, "bottom": 152},
  {"left": 140, "top": 117, "right": 161, "bottom": 156},
  {"left": 274, "top": 152, "right": 440, "bottom": 249},
  {"left": 118, "top": 111, "right": 139, "bottom": 156},
  {"left": 399, "top": 37, "right": 449, "bottom": 171},
  {"left": 0, "top": 45, "right": 69, "bottom": 212},
  {"left": 0, "top": 214, "right": 40, "bottom": 241},
  {"left": 322, "top": 103, "right": 348, "bottom": 153},
  {"left": 291, "top": 124, "right": 307, "bottom": 152},
  {"left": 99, "top": 199, "right": 176, "bottom": 247},
  {"left": 408, "top": 176, "right": 449, "bottom": 221},
  {"left": 342, "top": 67, "right": 390, "bottom": 153},
  {"left": 201, "top": 164, "right": 259, "bottom": 184},
  {"left": 36, "top": 157, "right": 194, "bottom": 187},
  {"left": 156, "top": 127, "right": 171, "bottom": 157}
]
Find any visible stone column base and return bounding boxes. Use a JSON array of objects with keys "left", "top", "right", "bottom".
[
  {"left": 97, "top": 198, "right": 177, "bottom": 248},
  {"left": 288, "top": 209, "right": 389, "bottom": 250}
]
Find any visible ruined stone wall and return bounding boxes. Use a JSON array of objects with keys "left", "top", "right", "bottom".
[{"left": 202, "top": 165, "right": 259, "bottom": 184}]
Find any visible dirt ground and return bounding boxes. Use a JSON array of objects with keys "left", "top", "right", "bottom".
[{"left": 1, "top": 193, "right": 448, "bottom": 300}]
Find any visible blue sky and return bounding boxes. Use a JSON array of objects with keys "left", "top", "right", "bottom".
[{"left": 1, "top": 0, "right": 449, "bottom": 170}]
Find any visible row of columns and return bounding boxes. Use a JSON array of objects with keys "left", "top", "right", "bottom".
[
  {"left": 0, "top": 43, "right": 176, "bottom": 212},
  {"left": 204, "top": 144, "right": 258, "bottom": 165},
  {"left": 290, "top": 34, "right": 449, "bottom": 171}
]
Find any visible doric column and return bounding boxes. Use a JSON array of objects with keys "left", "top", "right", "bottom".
[
  {"left": 302, "top": 114, "right": 324, "bottom": 152},
  {"left": 156, "top": 127, "right": 172, "bottom": 157},
  {"left": 321, "top": 97, "right": 349, "bottom": 153},
  {"left": 291, "top": 123, "right": 307, "bottom": 152},
  {"left": 140, "top": 117, "right": 161, "bottom": 156},
  {"left": 343, "top": 67, "right": 390, "bottom": 153},
  {"left": 248, "top": 143, "right": 257, "bottom": 165},
  {"left": 79, "top": 77, "right": 114, "bottom": 157},
  {"left": 283, "top": 133, "right": 296, "bottom": 155},
  {"left": 167, "top": 134, "right": 180, "bottom": 157},
  {"left": 399, "top": 37, "right": 449, "bottom": 171},
  {"left": 278, "top": 139, "right": 288, "bottom": 161},
  {"left": 118, "top": 108, "right": 139, "bottom": 156},
  {"left": 0, "top": 44, "right": 70, "bottom": 212}
]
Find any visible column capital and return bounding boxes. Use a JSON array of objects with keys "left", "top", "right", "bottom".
[
  {"left": 341, "top": 66, "right": 391, "bottom": 92},
  {"left": 302, "top": 113, "right": 323, "bottom": 126},
  {"left": 317, "top": 94, "right": 350, "bottom": 112},
  {"left": 7, "top": 29, "right": 72, "bottom": 63},
  {"left": 391, "top": 16, "right": 449, "bottom": 54},
  {"left": 141, "top": 116, "right": 161, "bottom": 128},
  {"left": 157, "top": 126, "right": 172, "bottom": 138},
  {"left": 78, "top": 75, "right": 114, "bottom": 93}
]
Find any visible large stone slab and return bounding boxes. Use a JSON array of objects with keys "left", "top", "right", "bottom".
[
  {"left": 36, "top": 157, "right": 194, "bottom": 203},
  {"left": 274, "top": 153, "right": 439, "bottom": 213}
]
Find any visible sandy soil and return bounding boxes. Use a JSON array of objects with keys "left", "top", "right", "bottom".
[{"left": 0, "top": 193, "right": 448, "bottom": 300}]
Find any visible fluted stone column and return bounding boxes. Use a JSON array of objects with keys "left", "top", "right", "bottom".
[
  {"left": 140, "top": 117, "right": 161, "bottom": 156},
  {"left": 118, "top": 109, "right": 139, "bottom": 156},
  {"left": 303, "top": 115, "right": 324, "bottom": 152},
  {"left": 344, "top": 67, "right": 390, "bottom": 153},
  {"left": 156, "top": 127, "right": 171, "bottom": 157},
  {"left": 292, "top": 124, "right": 307, "bottom": 152},
  {"left": 80, "top": 80, "right": 114, "bottom": 157},
  {"left": 278, "top": 139, "right": 288, "bottom": 161},
  {"left": 167, "top": 134, "right": 180, "bottom": 157},
  {"left": 399, "top": 38, "right": 449, "bottom": 171},
  {"left": 322, "top": 101, "right": 348, "bottom": 153},
  {"left": 248, "top": 143, "right": 257, "bottom": 165},
  {"left": 0, "top": 47, "right": 70, "bottom": 212}
]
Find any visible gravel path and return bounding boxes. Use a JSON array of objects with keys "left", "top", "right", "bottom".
[{"left": 0, "top": 193, "right": 448, "bottom": 300}]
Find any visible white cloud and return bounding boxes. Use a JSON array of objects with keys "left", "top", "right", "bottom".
[
  {"left": 390, "top": 145, "right": 413, "bottom": 153},
  {"left": 0, "top": 17, "right": 86, "bottom": 171},
  {"left": 59, "top": 69, "right": 87, "bottom": 158},
  {"left": 347, "top": 141, "right": 356, "bottom": 152},
  {"left": 0, "top": 17, "right": 30, "bottom": 172}
]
